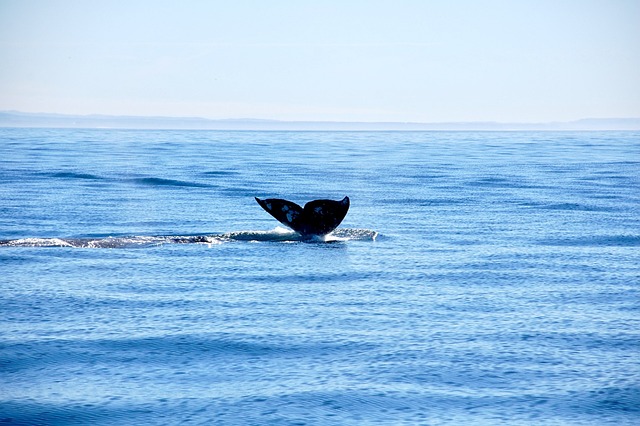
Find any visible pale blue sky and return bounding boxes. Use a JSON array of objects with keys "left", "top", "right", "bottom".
[{"left": 1, "top": 0, "right": 638, "bottom": 122}]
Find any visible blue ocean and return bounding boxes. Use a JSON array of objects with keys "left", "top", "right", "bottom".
[{"left": 1, "top": 128, "right": 639, "bottom": 425}]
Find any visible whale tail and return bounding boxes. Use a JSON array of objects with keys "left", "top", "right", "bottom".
[{"left": 255, "top": 196, "right": 350, "bottom": 236}]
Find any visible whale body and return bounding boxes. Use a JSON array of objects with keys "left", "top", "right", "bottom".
[{"left": 255, "top": 196, "right": 350, "bottom": 237}]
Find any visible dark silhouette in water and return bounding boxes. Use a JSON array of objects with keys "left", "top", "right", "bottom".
[{"left": 255, "top": 196, "right": 350, "bottom": 237}]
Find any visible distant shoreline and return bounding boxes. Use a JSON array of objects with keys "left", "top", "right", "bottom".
[{"left": 1, "top": 111, "right": 639, "bottom": 131}]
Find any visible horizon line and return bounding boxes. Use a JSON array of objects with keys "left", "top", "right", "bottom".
[{"left": 1, "top": 110, "right": 640, "bottom": 131}]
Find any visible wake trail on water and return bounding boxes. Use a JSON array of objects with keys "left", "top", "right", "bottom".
[{"left": 0, "top": 227, "right": 379, "bottom": 248}]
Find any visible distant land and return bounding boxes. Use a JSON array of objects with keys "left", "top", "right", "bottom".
[{"left": 1, "top": 111, "right": 639, "bottom": 131}]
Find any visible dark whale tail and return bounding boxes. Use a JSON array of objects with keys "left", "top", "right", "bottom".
[{"left": 255, "top": 196, "right": 350, "bottom": 236}]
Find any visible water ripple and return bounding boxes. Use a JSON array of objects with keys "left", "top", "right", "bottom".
[{"left": 130, "top": 177, "right": 212, "bottom": 188}]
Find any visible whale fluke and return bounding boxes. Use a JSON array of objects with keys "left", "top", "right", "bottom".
[{"left": 255, "top": 196, "right": 350, "bottom": 236}]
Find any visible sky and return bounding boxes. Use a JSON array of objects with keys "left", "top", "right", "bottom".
[{"left": 0, "top": 0, "right": 639, "bottom": 123}]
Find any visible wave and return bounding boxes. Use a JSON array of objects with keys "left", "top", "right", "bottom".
[
  {"left": 539, "top": 234, "right": 640, "bottom": 247},
  {"left": 131, "top": 177, "right": 212, "bottom": 188},
  {"left": 522, "top": 201, "right": 615, "bottom": 212},
  {"left": 0, "top": 228, "right": 379, "bottom": 248},
  {"left": 39, "top": 172, "right": 213, "bottom": 188},
  {"left": 47, "top": 171, "right": 105, "bottom": 180}
]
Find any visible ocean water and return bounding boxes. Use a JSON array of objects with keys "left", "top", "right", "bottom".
[{"left": 1, "top": 128, "right": 639, "bottom": 425}]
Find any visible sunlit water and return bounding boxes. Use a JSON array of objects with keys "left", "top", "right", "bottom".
[{"left": 1, "top": 128, "right": 639, "bottom": 425}]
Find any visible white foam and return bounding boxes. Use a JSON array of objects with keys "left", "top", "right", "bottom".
[
  {"left": 5, "top": 238, "right": 74, "bottom": 247},
  {"left": 0, "top": 228, "right": 379, "bottom": 248},
  {"left": 219, "top": 227, "right": 300, "bottom": 242},
  {"left": 330, "top": 228, "right": 379, "bottom": 242}
]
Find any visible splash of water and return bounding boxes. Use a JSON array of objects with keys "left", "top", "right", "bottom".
[{"left": 0, "top": 228, "right": 379, "bottom": 248}]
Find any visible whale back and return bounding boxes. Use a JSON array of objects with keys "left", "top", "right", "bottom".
[{"left": 255, "top": 196, "right": 350, "bottom": 236}]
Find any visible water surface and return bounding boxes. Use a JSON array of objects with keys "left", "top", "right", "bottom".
[{"left": 1, "top": 129, "right": 639, "bottom": 425}]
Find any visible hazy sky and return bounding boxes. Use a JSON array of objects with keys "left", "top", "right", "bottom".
[{"left": 1, "top": 0, "right": 638, "bottom": 122}]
